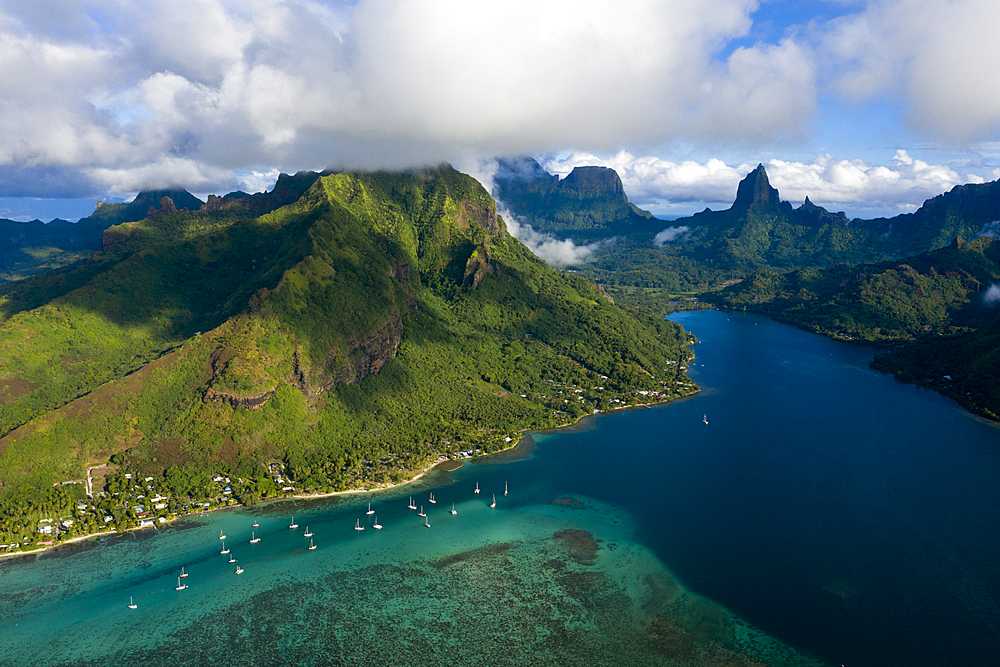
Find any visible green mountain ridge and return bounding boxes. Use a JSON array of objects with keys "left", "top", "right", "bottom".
[
  {"left": 498, "top": 160, "right": 1000, "bottom": 298},
  {"left": 0, "top": 165, "right": 695, "bottom": 543}
]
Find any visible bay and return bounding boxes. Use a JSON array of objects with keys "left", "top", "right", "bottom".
[{"left": 0, "top": 310, "right": 997, "bottom": 666}]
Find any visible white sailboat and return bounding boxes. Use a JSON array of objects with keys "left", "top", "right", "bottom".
[
  {"left": 308, "top": 538, "right": 317, "bottom": 550},
  {"left": 288, "top": 517, "right": 298, "bottom": 529},
  {"left": 228, "top": 554, "right": 236, "bottom": 563},
  {"left": 450, "top": 502, "right": 457, "bottom": 515},
  {"left": 407, "top": 497, "right": 417, "bottom": 510},
  {"left": 179, "top": 566, "right": 188, "bottom": 578},
  {"left": 490, "top": 493, "right": 496, "bottom": 508},
  {"left": 219, "top": 529, "right": 226, "bottom": 540},
  {"left": 703, "top": 414, "right": 708, "bottom": 425},
  {"left": 354, "top": 518, "right": 364, "bottom": 531},
  {"left": 252, "top": 520, "right": 259, "bottom": 528},
  {"left": 220, "top": 541, "right": 229, "bottom": 555},
  {"left": 303, "top": 527, "right": 313, "bottom": 538},
  {"left": 175, "top": 576, "right": 187, "bottom": 591},
  {"left": 474, "top": 482, "right": 480, "bottom": 494},
  {"left": 366, "top": 502, "right": 375, "bottom": 515},
  {"left": 504, "top": 481, "right": 508, "bottom": 496},
  {"left": 128, "top": 596, "right": 137, "bottom": 609},
  {"left": 424, "top": 516, "right": 430, "bottom": 528},
  {"left": 235, "top": 565, "right": 244, "bottom": 575},
  {"left": 417, "top": 505, "right": 426, "bottom": 517},
  {"left": 373, "top": 516, "right": 382, "bottom": 530},
  {"left": 250, "top": 531, "right": 260, "bottom": 544},
  {"left": 428, "top": 492, "right": 436, "bottom": 504}
]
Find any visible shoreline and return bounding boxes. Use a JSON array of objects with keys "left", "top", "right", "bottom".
[{"left": 0, "top": 393, "right": 687, "bottom": 562}]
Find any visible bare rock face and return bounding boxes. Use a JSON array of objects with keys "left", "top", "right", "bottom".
[
  {"left": 463, "top": 246, "right": 495, "bottom": 289},
  {"left": 323, "top": 314, "right": 405, "bottom": 389},
  {"left": 559, "top": 166, "right": 625, "bottom": 197},
  {"left": 204, "top": 387, "right": 275, "bottom": 410},
  {"left": 733, "top": 164, "right": 779, "bottom": 209}
]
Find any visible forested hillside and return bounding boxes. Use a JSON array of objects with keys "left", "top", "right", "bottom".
[{"left": 0, "top": 166, "right": 695, "bottom": 547}]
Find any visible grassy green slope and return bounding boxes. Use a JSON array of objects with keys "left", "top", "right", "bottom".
[{"left": 0, "top": 166, "right": 694, "bottom": 513}]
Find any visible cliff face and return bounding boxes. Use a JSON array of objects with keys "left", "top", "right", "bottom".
[
  {"left": 733, "top": 164, "right": 780, "bottom": 210},
  {"left": 493, "top": 157, "right": 655, "bottom": 236},
  {"left": 323, "top": 313, "right": 405, "bottom": 390},
  {"left": 559, "top": 166, "right": 626, "bottom": 198}
]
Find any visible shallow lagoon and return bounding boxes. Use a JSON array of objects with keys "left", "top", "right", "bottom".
[{"left": 1, "top": 310, "right": 997, "bottom": 666}]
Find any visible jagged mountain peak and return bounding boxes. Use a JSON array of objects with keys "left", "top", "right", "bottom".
[{"left": 733, "top": 163, "right": 780, "bottom": 209}]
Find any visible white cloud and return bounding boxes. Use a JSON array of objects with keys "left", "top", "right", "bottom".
[
  {"left": 503, "top": 214, "right": 604, "bottom": 268},
  {"left": 653, "top": 226, "right": 690, "bottom": 246},
  {"left": 1, "top": 0, "right": 999, "bottom": 207},
  {"left": 821, "top": 0, "right": 1000, "bottom": 144},
  {"left": 984, "top": 284, "right": 1000, "bottom": 306},
  {"left": 0, "top": 0, "right": 808, "bottom": 197}
]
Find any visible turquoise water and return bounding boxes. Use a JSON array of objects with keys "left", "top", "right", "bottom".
[{"left": 1, "top": 311, "right": 998, "bottom": 666}]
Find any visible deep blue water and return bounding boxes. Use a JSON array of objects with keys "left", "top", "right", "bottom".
[
  {"left": 1, "top": 310, "right": 997, "bottom": 666},
  {"left": 530, "top": 310, "right": 1000, "bottom": 666}
]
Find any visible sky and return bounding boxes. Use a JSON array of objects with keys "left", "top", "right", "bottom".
[{"left": 1, "top": 0, "right": 999, "bottom": 221}]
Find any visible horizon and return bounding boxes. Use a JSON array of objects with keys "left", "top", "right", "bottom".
[{"left": 2, "top": 1, "right": 999, "bottom": 221}]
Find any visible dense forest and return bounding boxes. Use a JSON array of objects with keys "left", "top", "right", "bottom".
[{"left": 0, "top": 166, "right": 696, "bottom": 550}]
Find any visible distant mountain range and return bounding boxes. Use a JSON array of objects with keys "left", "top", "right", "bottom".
[{"left": 496, "top": 158, "right": 1000, "bottom": 293}]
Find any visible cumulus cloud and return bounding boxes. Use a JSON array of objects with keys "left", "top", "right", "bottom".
[
  {"left": 0, "top": 0, "right": 818, "bottom": 198},
  {"left": 984, "top": 284, "right": 1000, "bottom": 306},
  {"left": 2, "top": 0, "right": 999, "bottom": 207},
  {"left": 821, "top": 0, "right": 1000, "bottom": 144},
  {"left": 541, "top": 150, "right": 983, "bottom": 218},
  {"left": 653, "top": 226, "right": 690, "bottom": 246}
]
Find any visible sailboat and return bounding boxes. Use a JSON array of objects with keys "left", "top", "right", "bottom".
[
  {"left": 228, "top": 554, "right": 236, "bottom": 564},
  {"left": 220, "top": 541, "right": 229, "bottom": 555},
  {"left": 366, "top": 502, "right": 375, "bottom": 515},
  {"left": 250, "top": 531, "right": 260, "bottom": 544},
  {"left": 490, "top": 493, "right": 496, "bottom": 508},
  {"left": 289, "top": 517, "right": 298, "bottom": 529},
  {"left": 354, "top": 518, "right": 364, "bottom": 531},
  {"left": 128, "top": 597, "right": 137, "bottom": 609},
  {"left": 504, "top": 481, "right": 508, "bottom": 496},
  {"left": 428, "top": 492, "right": 436, "bottom": 504},
  {"left": 450, "top": 502, "right": 457, "bottom": 515},
  {"left": 703, "top": 414, "right": 708, "bottom": 425},
  {"left": 235, "top": 565, "right": 244, "bottom": 575},
  {"left": 175, "top": 576, "right": 187, "bottom": 591},
  {"left": 303, "top": 526, "right": 313, "bottom": 538},
  {"left": 179, "top": 566, "right": 189, "bottom": 578},
  {"left": 474, "top": 482, "right": 480, "bottom": 494},
  {"left": 424, "top": 516, "right": 431, "bottom": 528},
  {"left": 417, "top": 505, "right": 426, "bottom": 517},
  {"left": 407, "top": 497, "right": 417, "bottom": 510},
  {"left": 373, "top": 516, "right": 382, "bottom": 530},
  {"left": 308, "top": 538, "right": 317, "bottom": 550},
  {"left": 252, "top": 520, "right": 259, "bottom": 528},
  {"left": 219, "top": 529, "right": 226, "bottom": 540}
]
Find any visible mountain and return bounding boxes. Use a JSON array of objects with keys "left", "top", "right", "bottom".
[
  {"left": 0, "top": 166, "right": 695, "bottom": 534},
  {"left": 556, "top": 163, "right": 1000, "bottom": 301},
  {"left": 493, "top": 157, "right": 658, "bottom": 238},
  {"left": 0, "top": 177, "right": 340, "bottom": 283}
]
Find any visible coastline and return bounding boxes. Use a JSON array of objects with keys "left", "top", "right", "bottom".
[{"left": 0, "top": 393, "right": 689, "bottom": 563}]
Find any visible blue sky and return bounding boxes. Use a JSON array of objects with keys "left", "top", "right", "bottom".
[{"left": 1, "top": 0, "right": 998, "bottom": 221}]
